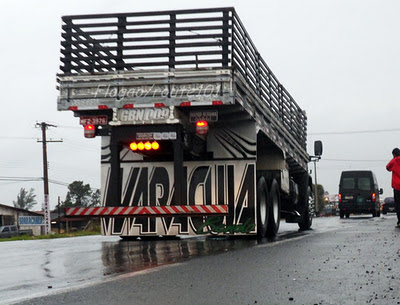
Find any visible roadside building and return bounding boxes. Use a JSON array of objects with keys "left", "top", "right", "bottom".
[{"left": 0, "top": 203, "right": 43, "bottom": 236}]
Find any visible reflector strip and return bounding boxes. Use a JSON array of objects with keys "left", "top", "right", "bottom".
[
  {"left": 66, "top": 205, "right": 228, "bottom": 217},
  {"left": 123, "top": 103, "right": 167, "bottom": 108},
  {"left": 67, "top": 105, "right": 109, "bottom": 110},
  {"left": 180, "top": 101, "right": 225, "bottom": 106}
]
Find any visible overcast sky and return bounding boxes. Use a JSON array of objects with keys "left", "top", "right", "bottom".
[{"left": 0, "top": 0, "right": 399, "bottom": 210}]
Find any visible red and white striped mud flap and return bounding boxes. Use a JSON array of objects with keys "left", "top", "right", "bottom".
[{"left": 65, "top": 205, "right": 228, "bottom": 218}]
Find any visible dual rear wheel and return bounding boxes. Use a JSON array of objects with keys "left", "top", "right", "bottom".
[{"left": 257, "top": 177, "right": 281, "bottom": 238}]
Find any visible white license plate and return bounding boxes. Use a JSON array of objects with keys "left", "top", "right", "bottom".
[{"left": 80, "top": 116, "right": 108, "bottom": 125}]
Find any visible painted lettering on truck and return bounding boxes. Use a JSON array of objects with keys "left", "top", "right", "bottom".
[{"left": 101, "top": 161, "right": 256, "bottom": 236}]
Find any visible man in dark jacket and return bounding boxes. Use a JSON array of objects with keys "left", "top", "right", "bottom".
[{"left": 386, "top": 148, "right": 400, "bottom": 227}]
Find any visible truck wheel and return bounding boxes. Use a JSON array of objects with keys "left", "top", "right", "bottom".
[
  {"left": 266, "top": 179, "right": 280, "bottom": 237},
  {"left": 298, "top": 186, "right": 313, "bottom": 230},
  {"left": 256, "top": 177, "right": 269, "bottom": 238},
  {"left": 340, "top": 210, "right": 344, "bottom": 219}
]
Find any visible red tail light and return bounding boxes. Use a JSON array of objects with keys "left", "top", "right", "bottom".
[
  {"left": 372, "top": 193, "right": 376, "bottom": 202},
  {"left": 339, "top": 194, "right": 342, "bottom": 203},
  {"left": 196, "top": 120, "right": 209, "bottom": 135},
  {"left": 84, "top": 124, "right": 96, "bottom": 138}
]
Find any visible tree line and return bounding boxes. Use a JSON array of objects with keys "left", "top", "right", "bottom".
[{"left": 13, "top": 181, "right": 100, "bottom": 211}]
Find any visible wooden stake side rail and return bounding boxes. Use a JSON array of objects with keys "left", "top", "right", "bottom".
[
  {"left": 65, "top": 205, "right": 228, "bottom": 218},
  {"left": 58, "top": 7, "right": 310, "bottom": 170}
]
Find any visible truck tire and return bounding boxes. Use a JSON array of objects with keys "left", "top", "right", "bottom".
[
  {"left": 340, "top": 210, "right": 344, "bottom": 218},
  {"left": 266, "top": 179, "right": 280, "bottom": 237},
  {"left": 298, "top": 186, "right": 313, "bottom": 230},
  {"left": 256, "top": 177, "right": 269, "bottom": 238}
]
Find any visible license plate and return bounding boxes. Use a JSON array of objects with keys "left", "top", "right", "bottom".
[{"left": 80, "top": 116, "right": 108, "bottom": 125}]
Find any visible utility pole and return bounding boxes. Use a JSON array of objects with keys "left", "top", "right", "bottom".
[{"left": 36, "top": 122, "right": 62, "bottom": 235}]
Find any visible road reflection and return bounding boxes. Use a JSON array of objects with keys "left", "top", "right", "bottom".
[
  {"left": 101, "top": 229, "right": 308, "bottom": 276},
  {"left": 101, "top": 236, "right": 260, "bottom": 275}
]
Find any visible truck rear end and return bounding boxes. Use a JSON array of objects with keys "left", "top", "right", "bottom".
[{"left": 58, "top": 8, "right": 314, "bottom": 238}]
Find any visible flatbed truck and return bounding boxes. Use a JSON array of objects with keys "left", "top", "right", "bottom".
[{"left": 58, "top": 7, "right": 321, "bottom": 238}]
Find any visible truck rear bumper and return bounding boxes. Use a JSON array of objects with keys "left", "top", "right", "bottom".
[{"left": 66, "top": 205, "right": 228, "bottom": 218}]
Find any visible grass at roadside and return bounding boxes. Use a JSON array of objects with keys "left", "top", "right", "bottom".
[{"left": 0, "top": 229, "right": 101, "bottom": 242}]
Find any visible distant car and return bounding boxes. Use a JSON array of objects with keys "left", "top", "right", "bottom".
[
  {"left": 0, "top": 225, "right": 19, "bottom": 238},
  {"left": 382, "top": 197, "right": 396, "bottom": 214},
  {"left": 338, "top": 170, "right": 383, "bottom": 218}
]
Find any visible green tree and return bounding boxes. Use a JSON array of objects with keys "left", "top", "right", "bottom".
[
  {"left": 13, "top": 188, "right": 37, "bottom": 210},
  {"left": 91, "top": 189, "right": 101, "bottom": 206},
  {"left": 63, "top": 181, "right": 100, "bottom": 207}
]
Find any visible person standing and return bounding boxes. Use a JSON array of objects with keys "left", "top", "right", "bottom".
[{"left": 386, "top": 148, "right": 400, "bottom": 227}]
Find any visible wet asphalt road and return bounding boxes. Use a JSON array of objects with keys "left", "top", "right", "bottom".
[{"left": 3, "top": 215, "right": 400, "bottom": 305}]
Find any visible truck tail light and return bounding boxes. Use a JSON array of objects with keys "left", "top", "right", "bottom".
[
  {"left": 129, "top": 141, "right": 159, "bottom": 151},
  {"left": 372, "top": 193, "right": 376, "bottom": 202},
  {"left": 196, "top": 120, "right": 209, "bottom": 135},
  {"left": 338, "top": 193, "right": 342, "bottom": 203},
  {"left": 84, "top": 124, "right": 96, "bottom": 138}
]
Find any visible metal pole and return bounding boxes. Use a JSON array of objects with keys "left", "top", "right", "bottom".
[
  {"left": 314, "top": 160, "right": 318, "bottom": 215},
  {"left": 58, "top": 196, "right": 61, "bottom": 234}
]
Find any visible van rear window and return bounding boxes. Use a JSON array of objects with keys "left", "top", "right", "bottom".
[
  {"left": 358, "top": 177, "right": 371, "bottom": 191},
  {"left": 341, "top": 176, "right": 372, "bottom": 191},
  {"left": 342, "top": 178, "right": 355, "bottom": 189}
]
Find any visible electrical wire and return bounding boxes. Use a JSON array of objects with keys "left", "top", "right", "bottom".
[
  {"left": 309, "top": 128, "right": 400, "bottom": 136},
  {"left": 322, "top": 159, "right": 387, "bottom": 162}
]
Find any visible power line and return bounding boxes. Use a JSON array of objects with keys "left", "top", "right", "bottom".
[
  {"left": 0, "top": 177, "right": 98, "bottom": 190},
  {"left": 309, "top": 128, "right": 400, "bottom": 136},
  {"left": 0, "top": 136, "right": 37, "bottom": 140},
  {"left": 0, "top": 176, "right": 42, "bottom": 182},
  {"left": 323, "top": 158, "right": 387, "bottom": 162}
]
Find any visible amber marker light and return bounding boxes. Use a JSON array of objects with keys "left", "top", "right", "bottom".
[
  {"left": 144, "top": 142, "right": 152, "bottom": 150},
  {"left": 130, "top": 142, "right": 138, "bottom": 151}
]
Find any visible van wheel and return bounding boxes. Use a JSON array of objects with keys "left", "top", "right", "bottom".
[
  {"left": 345, "top": 213, "right": 350, "bottom": 218},
  {"left": 298, "top": 186, "right": 313, "bottom": 230},
  {"left": 372, "top": 210, "right": 377, "bottom": 217},
  {"left": 256, "top": 177, "right": 269, "bottom": 238},
  {"left": 266, "top": 179, "right": 280, "bottom": 237},
  {"left": 339, "top": 210, "right": 344, "bottom": 219}
]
